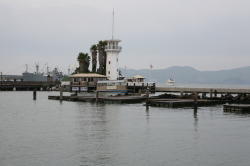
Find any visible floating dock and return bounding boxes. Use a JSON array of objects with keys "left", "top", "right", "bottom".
[
  {"left": 223, "top": 104, "right": 250, "bottom": 113},
  {"left": 48, "top": 95, "right": 147, "bottom": 104},
  {"left": 156, "top": 87, "right": 250, "bottom": 98},
  {"left": 149, "top": 99, "right": 225, "bottom": 108}
]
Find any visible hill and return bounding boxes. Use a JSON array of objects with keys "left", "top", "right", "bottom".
[{"left": 120, "top": 66, "right": 250, "bottom": 84}]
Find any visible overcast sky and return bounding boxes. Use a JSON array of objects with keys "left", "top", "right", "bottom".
[{"left": 1, "top": 0, "right": 250, "bottom": 74}]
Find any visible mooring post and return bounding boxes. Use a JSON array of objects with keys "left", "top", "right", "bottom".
[
  {"left": 133, "top": 83, "right": 136, "bottom": 93},
  {"left": 193, "top": 92, "right": 198, "bottom": 109},
  {"left": 60, "top": 88, "right": 63, "bottom": 101},
  {"left": 202, "top": 92, "right": 206, "bottom": 99},
  {"left": 33, "top": 90, "right": 37, "bottom": 100},
  {"left": 214, "top": 90, "right": 217, "bottom": 98},
  {"left": 180, "top": 91, "right": 184, "bottom": 98},
  {"left": 0, "top": 72, "right": 2, "bottom": 90},
  {"left": 210, "top": 89, "right": 213, "bottom": 98},
  {"left": 146, "top": 87, "right": 150, "bottom": 109},
  {"left": 96, "top": 91, "right": 99, "bottom": 102}
]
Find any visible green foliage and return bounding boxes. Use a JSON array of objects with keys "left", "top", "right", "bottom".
[
  {"left": 97, "top": 40, "right": 107, "bottom": 75},
  {"left": 90, "top": 44, "right": 98, "bottom": 73},
  {"left": 77, "top": 52, "right": 90, "bottom": 73}
]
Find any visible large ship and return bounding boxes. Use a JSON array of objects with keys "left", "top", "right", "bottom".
[{"left": 22, "top": 64, "right": 63, "bottom": 82}]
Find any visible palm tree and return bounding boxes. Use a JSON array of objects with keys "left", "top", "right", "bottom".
[
  {"left": 97, "top": 40, "right": 107, "bottom": 75},
  {"left": 77, "top": 52, "right": 90, "bottom": 73},
  {"left": 90, "top": 44, "right": 98, "bottom": 73}
]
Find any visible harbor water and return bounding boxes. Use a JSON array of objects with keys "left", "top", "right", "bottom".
[{"left": 0, "top": 92, "right": 250, "bottom": 166}]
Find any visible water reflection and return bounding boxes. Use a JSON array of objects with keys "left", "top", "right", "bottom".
[
  {"left": 145, "top": 106, "right": 150, "bottom": 123},
  {"left": 193, "top": 107, "right": 198, "bottom": 132},
  {"left": 76, "top": 103, "right": 116, "bottom": 166}
]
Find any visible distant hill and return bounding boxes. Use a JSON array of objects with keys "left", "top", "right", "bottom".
[{"left": 120, "top": 66, "right": 250, "bottom": 84}]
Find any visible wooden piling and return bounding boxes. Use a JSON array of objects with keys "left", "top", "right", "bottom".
[
  {"left": 193, "top": 92, "right": 198, "bottom": 108},
  {"left": 180, "top": 91, "right": 184, "bottom": 97},
  {"left": 33, "top": 90, "right": 37, "bottom": 100},
  {"left": 202, "top": 92, "right": 206, "bottom": 99},
  {"left": 210, "top": 89, "right": 213, "bottom": 98},
  {"left": 60, "top": 88, "right": 63, "bottom": 101},
  {"left": 145, "top": 87, "right": 150, "bottom": 109},
  {"left": 96, "top": 91, "right": 99, "bottom": 102},
  {"left": 133, "top": 83, "right": 136, "bottom": 93}
]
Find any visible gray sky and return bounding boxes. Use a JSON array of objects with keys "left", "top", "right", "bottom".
[{"left": 1, "top": 0, "right": 250, "bottom": 74}]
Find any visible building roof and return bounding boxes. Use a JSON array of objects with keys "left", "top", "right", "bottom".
[
  {"left": 70, "top": 73, "right": 107, "bottom": 78},
  {"left": 133, "top": 75, "right": 145, "bottom": 79}
]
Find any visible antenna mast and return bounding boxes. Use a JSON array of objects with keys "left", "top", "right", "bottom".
[
  {"left": 25, "top": 64, "right": 28, "bottom": 73},
  {"left": 112, "top": 8, "right": 114, "bottom": 40}
]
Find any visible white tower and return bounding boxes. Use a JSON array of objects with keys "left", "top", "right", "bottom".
[
  {"left": 105, "top": 9, "right": 122, "bottom": 80},
  {"left": 105, "top": 40, "right": 121, "bottom": 80}
]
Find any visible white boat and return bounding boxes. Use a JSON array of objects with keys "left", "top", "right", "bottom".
[{"left": 166, "top": 78, "right": 175, "bottom": 86}]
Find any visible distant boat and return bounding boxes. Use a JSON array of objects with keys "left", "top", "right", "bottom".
[{"left": 166, "top": 78, "right": 175, "bottom": 86}]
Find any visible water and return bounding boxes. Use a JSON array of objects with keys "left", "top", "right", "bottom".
[
  {"left": 0, "top": 92, "right": 250, "bottom": 166},
  {"left": 159, "top": 83, "right": 250, "bottom": 89}
]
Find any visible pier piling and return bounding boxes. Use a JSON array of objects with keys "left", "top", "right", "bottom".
[
  {"left": 33, "top": 90, "right": 37, "bottom": 100},
  {"left": 96, "top": 91, "right": 99, "bottom": 102},
  {"left": 60, "top": 88, "right": 63, "bottom": 101}
]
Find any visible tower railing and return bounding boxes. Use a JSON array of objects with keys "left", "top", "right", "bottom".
[{"left": 105, "top": 45, "right": 122, "bottom": 51}]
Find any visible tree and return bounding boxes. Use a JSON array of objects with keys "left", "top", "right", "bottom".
[
  {"left": 77, "top": 52, "right": 90, "bottom": 73},
  {"left": 97, "top": 40, "right": 107, "bottom": 75},
  {"left": 90, "top": 44, "right": 98, "bottom": 73}
]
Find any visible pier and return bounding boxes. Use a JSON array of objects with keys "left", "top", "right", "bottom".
[
  {"left": 48, "top": 95, "right": 147, "bottom": 104},
  {"left": 156, "top": 87, "right": 250, "bottom": 96},
  {"left": 0, "top": 81, "right": 59, "bottom": 91},
  {"left": 149, "top": 99, "right": 226, "bottom": 108},
  {"left": 224, "top": 104, "right": 250, "bottom": 113}
]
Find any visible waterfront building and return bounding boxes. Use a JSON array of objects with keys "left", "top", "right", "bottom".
[
  {"left": 97, "top": 80, "right": 127, "bottom": 94},
  {"left": 70, "top": 73, "right": 107, "bottom": 92}
]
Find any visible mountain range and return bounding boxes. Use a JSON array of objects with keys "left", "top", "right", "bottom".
[{"left": 120, "top": 66, "right": 250, "bottom": 84}]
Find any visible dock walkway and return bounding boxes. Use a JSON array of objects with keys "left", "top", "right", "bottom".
[
  {"left": 149, "top": 99, "right": 225, "bottom": 108},
  {"left": 224, "top": 104, "right": 250, "bottom": 113},
  {"left": 156, "top": 87, "right": 250, "bottom": 95},
  {"left": 48, "top": 95, "right": 147, "bottom": 104}
]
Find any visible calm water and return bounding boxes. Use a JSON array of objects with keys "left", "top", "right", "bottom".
[{"left": 0, "top": 92, "right": 250, "bottom": 166}]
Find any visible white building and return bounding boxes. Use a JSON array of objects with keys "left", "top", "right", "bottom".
[{"left": 105, "top": 39, "right": 122, "bottom": 80}]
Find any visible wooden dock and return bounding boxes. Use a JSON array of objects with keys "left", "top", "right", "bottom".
[
  {"left": 224, "top": 104, "right": 250, "bottom": 113},
  {"left": 149, "top": 99, "right": 225, "bottom": 108},
  {"left": 156, "top": 87, "right": 250, "bottom": 98},
  {"left": 0, "top": 81, "right": 59, "bottom": 91},
  {"left": 156, "top": 87, "right": 250, "bottom": 94},
  {"left": 48, "top": 95, "right": 147, "bottom": 104}
]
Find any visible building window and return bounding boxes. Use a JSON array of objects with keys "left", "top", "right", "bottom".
[
  {"left": 108, "top": 71, "right": 110, "bottom": 74},
  {"left": 117, "top": 58, "right": 118, "bottom": 62},
  {"left": 109, "top": 61, "right": 111, "bottom": 64}
]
